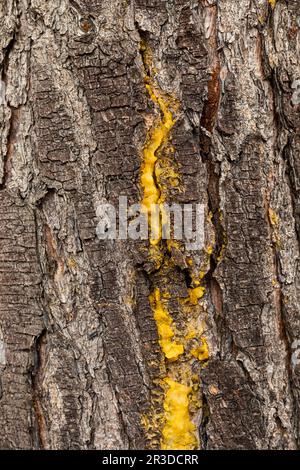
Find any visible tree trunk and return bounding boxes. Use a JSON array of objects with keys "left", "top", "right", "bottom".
[{"left": 0, "top": 0, "right": 299, "bottom": 450}]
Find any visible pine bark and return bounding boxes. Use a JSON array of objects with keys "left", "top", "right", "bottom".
[{"left": 0, "top": 0, "right": 300, "bottom": 450}]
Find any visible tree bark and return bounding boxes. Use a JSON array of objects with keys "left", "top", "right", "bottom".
[{"left": 0, "top": 0, "right": 299, "bottom": 450}]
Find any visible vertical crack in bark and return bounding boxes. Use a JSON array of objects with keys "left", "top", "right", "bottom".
[
  {"left": 200, "top": 2, "right": 225, "bottom": 283},
  {"left": 30, "top": 329, "right": 48, "bottom": 449},
  {"left": 0, "top": 106, "right": 21, "bottom": 189},
  {"left": 198, "top": 3, "right": 225, "bottom": 447},
  {"left": 136, "top": 28, "right": 208, "bottom": 450},
  {"left": 260, "top": 22, "right": 299, "bottom": 444},
  {"left": 30, "top": 209, "right": 52, "bottom": 449},
  {"left": 138, "top": 31, "right": 179, "bottom": 249},
  {"left": 0, "top": 29, "right": 20, "bottom": 189},
  {"left": 266, "top": 202, "right": 297, "bottom": 442},
  {"left": 1, "top": 31, "right": 17, "bottom": 83}
]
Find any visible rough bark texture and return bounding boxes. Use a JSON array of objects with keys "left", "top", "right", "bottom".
[{"left": 0, "top": 0, "right": 300, "bottom": 450}]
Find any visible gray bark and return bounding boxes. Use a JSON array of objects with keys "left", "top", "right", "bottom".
[{"left": 0, "top": 0, "right": 300, "bottom": 450}]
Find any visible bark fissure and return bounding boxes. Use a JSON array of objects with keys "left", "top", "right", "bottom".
[
  {"left": 198, "top": 3, "right": 225, "bottom": 445},
  {"left": 0, "top": 106, "right": 22, "bottom": 189},
  {"left": 136, "top": 27, "right": 207, "bottom": 450},
  {"left": 30, "top": 329, "right": 48, "bottom": 449}
]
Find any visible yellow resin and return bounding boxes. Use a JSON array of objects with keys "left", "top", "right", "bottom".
[
  {"left": 150, "top": 288, "right": 184, "bottom": 361},
  {"left": 140, "top": 42, "right": 206, "bottom": 451},
  {"left": 166, "top": 239, "right": 181, "bottom": 253},
  {"left": 268, "top": 208, "right": 282, "bottom": 248},
  {"left": 268, "top": 208, "right": 279, "bottom": 226},
  {"left": 185, "top": 329, "right": 196, "bottom": 341},
  {"left": 191, "top": 337, "right": 209, "bottom": 362},
  {"left": 205, "top": 245, "right": 214, "bottom": 255},
  {"left": 217, "top": 241, "right": 227, "bottom": 262},
  {"left": 141, "top": 82, "right": 176, "bottom": 245},
  {"left": 188, "top": 286, "right": 205, "bottom": 305},
  {"left": 268, "top": 0, "right": 276, "bottom": 8},
  {"left": 161, "top": 378, "right": 197, "bottom": 450},
  {"left": 155, "top": 159, "right": 180, "bottom": 189}
]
